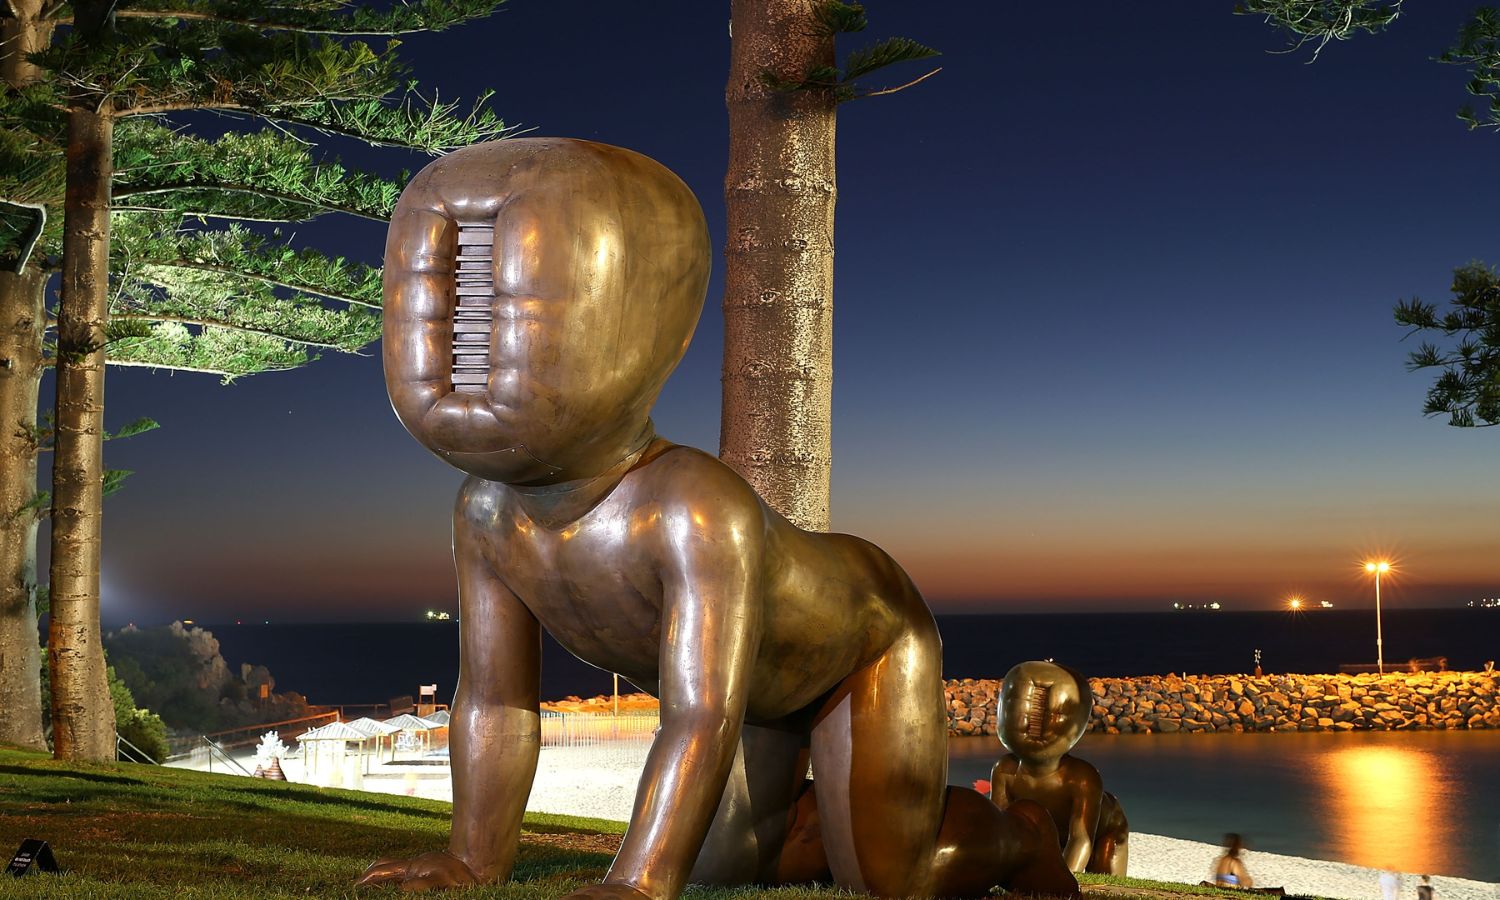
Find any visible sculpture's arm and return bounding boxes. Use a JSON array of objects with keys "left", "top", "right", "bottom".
[
  {"left": 601, "top": 503, "right": 763, "bottom": 900},
  {"left": 1063, "top": 766, "right": 1103, "bottom": 873},
  {"left": 989, "top": 758, "right": 1016, "bottom": 805},
  {"left": 357, "top": 490, "right": 540, "bottom": 889},
  {"left": 446, "top": 495, "right": 543, "bottom": 881}
]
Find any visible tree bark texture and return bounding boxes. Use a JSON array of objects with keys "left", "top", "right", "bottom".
[
  {"left": 48, "top": 106, "right": 115, "bottom": 762},
  {"left": 0, "top": 0, "right": 56, "bottom": 751},
  {"left": 0, "top": 268, "right": 47, "bottom": 750},
  {"left": 721, "top": 0, "right": 837, "bottom": 532},
  {"left": 0, "top": 2, "right": 53, "bottom": 88}
]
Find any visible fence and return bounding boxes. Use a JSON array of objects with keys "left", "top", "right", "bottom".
[
  {"left": 540, "top": 709, "right": 658, "bottom": 763},
  {"left": 166, "top": 711, "right": 339, "bottom": 758}
]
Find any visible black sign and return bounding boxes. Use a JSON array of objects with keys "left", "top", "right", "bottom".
[{"left": 7, "top": 839, "right": 58, "bottom": 877}]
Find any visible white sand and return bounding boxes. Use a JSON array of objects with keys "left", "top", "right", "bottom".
[{"left": 174, "top": 743, "right": 1499, "bottom": 900}]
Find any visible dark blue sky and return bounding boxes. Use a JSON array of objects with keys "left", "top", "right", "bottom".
[{"left": 80, "top": 3, "right": 1498, "bottom": 623}]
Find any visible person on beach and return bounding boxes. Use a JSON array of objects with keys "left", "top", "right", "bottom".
[
  {"left": 1213, "top": 834, "right": 1255, "bottom": 889},
  {"left": 1380, "top": 870, "right": 1401, "bottom": 900},
  {"left": 1416, "top": 875, "right": 1434, "bottom": 900}
]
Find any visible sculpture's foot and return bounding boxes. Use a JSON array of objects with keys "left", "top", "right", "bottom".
[
  {"left": 560, "top": 882, "right": 654, "bottom": 899},
  {"left": 1001, "top": 800, "right": 1081, "bottom": 899},
  {"left": 356, "top": 850, "right": 479, "bottom": 891}
]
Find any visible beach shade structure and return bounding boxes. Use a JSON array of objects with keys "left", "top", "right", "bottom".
[
  {"left": 298, "top": 721, "right": 377, "bottom": 782},
  {"left": 383, "top": 713, "right": 437, "bottom": 755},
  {"left": 420, "top": 709, "right": 451, "bottom": 751},
  {"left": 346, "top": 718, "right": 402, "bottom": 769}
]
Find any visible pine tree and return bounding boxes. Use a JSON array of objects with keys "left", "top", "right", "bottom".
[
  {"left": 0, "top": 0, "right": 509, "bottom": 759},
  {"left": 1243, "top": 1, "right": 1500, "bottom": 427},
  {"left": 721, "top": 0, "right": 937, "bottom": 531}
]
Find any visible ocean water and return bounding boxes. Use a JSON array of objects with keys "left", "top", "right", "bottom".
[
  {"left": 204, "top": 609, "right": 1500, "bottom": 707},
  {"left": 950, "top": 731, "right": 1500, "bottom": 883}
]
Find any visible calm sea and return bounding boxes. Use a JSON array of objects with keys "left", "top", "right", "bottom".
[
  {"left": 205, "top": 609, "right": 1500, "bottom": 707},
  {"left": 203, "top": 610, "right": 1500, "bottom": 882},
  {"left": 950, "top": 731, "right": 1500, "bottom": 883}
]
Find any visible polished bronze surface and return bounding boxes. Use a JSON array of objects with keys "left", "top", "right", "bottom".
[
  {"left": 990, "top": 661, "right": 1130, "bottom": 876},
  {"left": 361, "top": 137, "right": 1077, "bottom": 899}
]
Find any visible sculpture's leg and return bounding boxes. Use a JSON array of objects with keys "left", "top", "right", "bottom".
[
  {"left": 688, "top": 722, "right": 808, "bottom": 885},
  {"left": 1087, "top": 792, "right": 1129, "bottom": 876},
  {"left": 808, "top": 608, "right": 949, "bottom": 896},
  {"left": 806, "top": 601, "right": 1079, "bottom": 898}
]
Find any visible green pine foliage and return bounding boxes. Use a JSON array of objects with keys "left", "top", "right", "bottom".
[
  {"left": 1396, "top": 263, "right": 1500, "bottom": 427},
  {"left": 0, "top": 0, "right": 512, "bottom": 381},
  {"left": 1446, "top": 8, "right": 1500, "bottom": 134},
  {"left": 1244, "top": 2, "right": 1500, "bottom": 428},
  {"left": 1238, "top": 0, "right": 1404, "bottom": 58},
  {"left": 762, "top": 1, "right": 940, "bottom": 103}
]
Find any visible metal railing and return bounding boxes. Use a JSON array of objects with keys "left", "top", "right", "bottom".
[
  {"left": 166, "top": 711, "right": 339, "bottom": 757},
  {"left": 116, "top": 733, "right": 159, "bottom": 766},
  {"left": 176, "top": 736, "right": 255, "bottom": 776}
]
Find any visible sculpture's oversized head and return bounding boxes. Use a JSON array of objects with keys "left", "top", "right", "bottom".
[
  {"left": 383, "top": 138, "right": 710, "bottom": 483},
  {"left": 997, "top": 661, "right": 1092, "bottom": 763}
]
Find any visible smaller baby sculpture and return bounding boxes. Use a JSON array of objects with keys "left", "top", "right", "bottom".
[{"left": 989, "top": 661, "right": 1130, "bottom": 875}]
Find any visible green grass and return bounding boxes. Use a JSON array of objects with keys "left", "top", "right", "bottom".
[{"left": 0, "top": 747, "right": 1228, "bottom": 898}]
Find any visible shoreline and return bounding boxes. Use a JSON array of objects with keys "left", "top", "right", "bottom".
[{"left": 170, "top": 738, "right": 1499, "bottom": 899}]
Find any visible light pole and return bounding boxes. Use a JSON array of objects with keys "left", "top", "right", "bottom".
[{"left": 1364, "top": 561, "right": 1391, "bottom": 674}]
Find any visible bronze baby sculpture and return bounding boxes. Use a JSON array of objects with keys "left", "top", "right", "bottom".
[
  {"left": 989, "top": 661, "right": 1130, "bottom": 875},
  {"left": 358, "top": 138, "right": 1078, "bottom": 899}
]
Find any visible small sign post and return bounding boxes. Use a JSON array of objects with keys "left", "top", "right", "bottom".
[{"left": 7, "top": 839, "right": 58, "bottom": 877}]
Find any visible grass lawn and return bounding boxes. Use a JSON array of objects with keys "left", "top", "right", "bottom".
[{"left": 0, "top": 747, "right": 1252, "bottom": 899}]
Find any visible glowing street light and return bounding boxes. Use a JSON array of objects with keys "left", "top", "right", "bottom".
[{"left": 1364, "top": 560, "right": 1392, "bottom": 674}]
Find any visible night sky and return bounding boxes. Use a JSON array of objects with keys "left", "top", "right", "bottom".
[{"left": 66, "top": 3, "right": 1498, "bottom": 623}]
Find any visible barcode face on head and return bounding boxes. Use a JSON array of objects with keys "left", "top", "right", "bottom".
[
  {"left": 1026, "top": 682, "right": 1052, "bottom": 739},
  {"left": 453, "top": 224, "right": 494, "bottom": 393}
]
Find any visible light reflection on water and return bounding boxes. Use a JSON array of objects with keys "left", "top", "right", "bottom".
[
  {"left": 1314, "top": 744, "right": 1459, "bottom": 876},
  {"left": 948, "top": 730, "right": 1500, "bottom": 882}
]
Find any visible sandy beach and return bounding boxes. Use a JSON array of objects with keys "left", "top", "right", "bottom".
[
  {"left": 312, "top": 742, "right": 1496, "bottom": 900},
  {"left": 172, "top": 737, "right": 1496, "bottom": 900}
]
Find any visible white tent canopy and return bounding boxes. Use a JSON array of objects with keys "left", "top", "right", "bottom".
[
  {"left": 298, "top": 722, "right": 371, "bottom": 742},
  {"left": 346, "top": 717, "right": 401, "bottom": 737},
  {"left": 384, "top": 713, "right": 435, "bottom": 731}
]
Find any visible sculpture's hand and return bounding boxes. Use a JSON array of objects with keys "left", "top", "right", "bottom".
[
  {"left": 356, "top": 850, "right": 479, "bottom": 891},
  {"left": 560, "top": 883, "right": 654, "bottom": 900}
]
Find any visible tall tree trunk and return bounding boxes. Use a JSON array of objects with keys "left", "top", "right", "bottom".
[
  {"left": 0, "top": 0, "right": 57, "bottom": 751},
  {"left": 721, "top": 0, "right": 837, "bottom": 533},
  {"left": 48, "top": 106, "right": 114, "bottom": 762},
  {"left": 0, "top": 268, "right": 47, "bottom": 750},
  {"left": 0, "top": 2, "right": 53, "bottom": 87}
]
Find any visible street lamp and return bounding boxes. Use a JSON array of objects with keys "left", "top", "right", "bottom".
[{"left": 1364, "top": 560, "right": 1391, "bottom": 673}]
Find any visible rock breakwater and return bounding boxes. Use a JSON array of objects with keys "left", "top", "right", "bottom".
[{"left": 944, "top": 671, "right": 1500, "bottom": 736}]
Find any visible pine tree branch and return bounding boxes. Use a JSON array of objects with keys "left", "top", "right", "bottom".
[
  {"left": 136, "top": 257, "right": 381, "bottom": 307},
  {"left": 115, "top": 312, "right": 349, "bottom": 350},
  {"left": 103, "top": 356, "right": 300, "bottom": 377},
  {"left": 63, "top": 0, "right": 507, "bottom": 36},
  {"left": 111, "top": 182, "right": 388, "bottom": 221},
  {"left": 853, "top": 66, "right": 941, "bottom": 100}
]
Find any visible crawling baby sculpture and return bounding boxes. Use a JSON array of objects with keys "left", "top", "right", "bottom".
[
  {"left": 358, "top": 138, "right": 1078, "bottom": 899},
  {"left": 989, "top": 661, "right": 1130, "bottom": 875}
]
